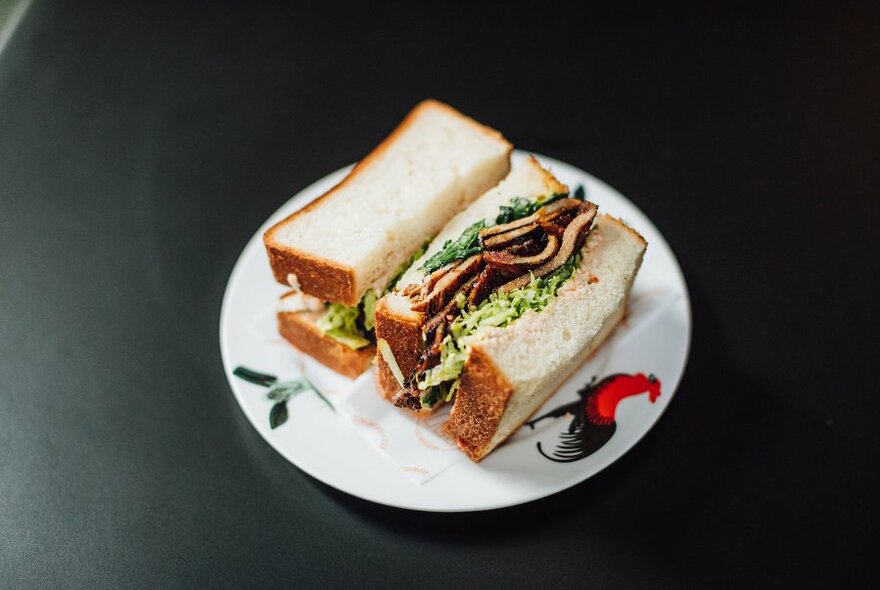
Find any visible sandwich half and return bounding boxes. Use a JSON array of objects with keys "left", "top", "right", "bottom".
[
  {"left": 264, "top": 100, "right": 512, "bottom": 377},
  {"left": 374, "top": 157, "right": 647, "bottom": 460}
]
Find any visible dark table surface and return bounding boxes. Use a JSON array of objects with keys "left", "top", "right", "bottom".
[{"left": 2, "top": 2, "right": 877, "bottom": 587}]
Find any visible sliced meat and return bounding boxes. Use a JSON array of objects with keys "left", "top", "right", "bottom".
[
  {"left": 478, "top": 197, "right": 582, "bottom": 241},
  {"left": 467, "top": 265, "right": 516, "bottom": 307},
  {"left": 506, "top": 238, "right": 544, "bottom": 256},
  {"left": 535, "top": 198, "right": 582, "bottom": 219},
  {"left": 481, "top": 223, "right": 539, "bottom": 250},
  {"left": 418, "top": 276, "right": 476, "bottom": 378},
  {"left": 410, "top": 254, "right": 482, "bottom": 315},
  {"left": 403, "top": 264, "right": 450, "bottom": 298},
  {"left": 483, "top": 234, "right": 559, "bottom": 268},
  {"left": 496, "top": 202, "right": 598, "bottom": 295},
  {"left": 423, "top": 297, "right": 457, "bottom": 337},
  {"left": 391, "top": 386, "right": 423, "bottom": 411},
  {"left": 538, "top": 219, "right": 566, "bottom": 237},
  {"left": 479, "top": 214, "right": 538, "bottom": 239}
]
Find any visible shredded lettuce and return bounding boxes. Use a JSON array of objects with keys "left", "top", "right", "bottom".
[
  {"left": 417, "top": 252, "right": 583, "bottom": 396},
  {"left": 318, "top": 300, "right": 371, "bottom": 349},
  {"left": 317, "top": 243, "right": 428, "bottom": 349}
]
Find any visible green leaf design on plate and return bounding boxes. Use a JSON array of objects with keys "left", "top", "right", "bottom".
[
  {"left": 233, "top": 366, "right": 277, "bottom": 387},
  {"left": 233, "top": 366, "right": 335, "bottom": 427},
  {"left": 269, "top": 402, "right": 288, "bottom": 429},
  {"left": 266, "top": 380, "right": 309, "bottom": 402},
  {"left": 303, "top": 378, "right": 335, "bottom": 412}
]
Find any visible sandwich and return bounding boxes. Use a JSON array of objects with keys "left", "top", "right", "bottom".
[
  {"left": 374, "top": 157, "right": 647, "bottom": 460},
  {"left": 264, "top": 100, "right": 512, "bottom": 378}
]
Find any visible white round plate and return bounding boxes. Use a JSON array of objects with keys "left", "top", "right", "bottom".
[{"left": 220, "top": 151, "right": 691, "bottom": 512}]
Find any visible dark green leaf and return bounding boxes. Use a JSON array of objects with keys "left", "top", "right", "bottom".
[
  {"left": 233, "top": 366, "right": 277, "bottom": 387},
  {"left": 494, "top": 192, "right": 569, "bottom": 224},
  {"left": 495, "top": 196, "right": 532, "bottom": 224},
  {"left": 573, "top": 185, "right": 586, "bottom": 200},
  {"left": 419, "top": 220, "right": 486, "bottom": 274},
  {"left": 420, "top": 384, "right": 445, "bottom": 408},
  {"left": 269, "top": 401, "right": 288, "bottom": 429}
]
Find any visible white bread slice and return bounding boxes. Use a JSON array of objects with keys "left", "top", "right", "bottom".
[
  {"left": 374, "top": 156, "right": 568, "bottom": 399},
  {"left": 277, "top": 309, "right": 374, "bottom": 379},
  {"left": 264, "top": 100, "right": 512, "bottom": 306},
  {"left": 444, "top": 215, "right": 647, "bottom": 461}
]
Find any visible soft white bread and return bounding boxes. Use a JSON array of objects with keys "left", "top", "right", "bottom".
[
  {"left": 264, "top": 100, "right": 512, "bottom": 306},
  {"left": 374, "top": 156, "right": 568, "bottom": 398},
  {"left": 277, "top": 309, "right": 374, "bottom": 379},
  {"left": 444, "top": 215, "right": 647, "bottom": 460}
]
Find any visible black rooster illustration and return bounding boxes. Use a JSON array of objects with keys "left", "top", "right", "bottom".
[{"left": 526, "top": 373, "right": 661, "bottom": 463}]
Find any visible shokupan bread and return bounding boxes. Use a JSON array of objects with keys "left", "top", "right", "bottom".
[
  {"left": 375, "top": 158, "right": 647, "bottom": 460},
  {"left": 263, "top": 99, "right": 512, "bottom": 307},
  {"left": 443, "top": 214, "right": 646, "bottom": 460}
]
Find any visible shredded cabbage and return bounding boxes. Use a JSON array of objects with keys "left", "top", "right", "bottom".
[
  {"left": 317, "top": 300, "right": 371, "bottom": 350},
  {"left": 317, "top": 243, "right": 427, "bottom": 349},
  {"left": 417, "top": 252, "right": 583, "bottom": 394}
]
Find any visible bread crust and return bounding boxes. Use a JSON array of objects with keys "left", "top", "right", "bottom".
[
  {"left": 267, "top": 247, "right": 356, "bottom": 305},
  {"left": 375, "top": 212, "right": 647, "bottom": 461},
  {"left": 453, "top": 303, "right": 627, "bottom": 461},
  {"left": 524, "top": 154, "right": 568, "bottom": 195},
  {"left": 277, "top": 310, "right": 374, "bottom": 379},
  {"left": 441, "top": 347, "right": 514, "bottom": 461},
  {"left": 373, "top": 297, "right": 425, "bottom": 400},
  {"left": 598, "top": 213, "right": 648, "bottom": 248},
  {"left": 264, "top": 99, "right": 513, "bottom": 306}
]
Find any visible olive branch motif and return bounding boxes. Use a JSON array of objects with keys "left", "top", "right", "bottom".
[{"left": 233, "top": 366, "right": 334, "bottom": 429}]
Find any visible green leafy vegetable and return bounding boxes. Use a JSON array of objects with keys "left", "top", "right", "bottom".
[
  {"left": 421, "top": 385, "right": 445, "bottom": 408},
  {"left": 417, "top": 252, "right": 583, "bottom": 392},
  {"left": 573, "top": 184, "right": 586, "bottom": 201},
  {"left": 495, "top": 192, "right": 568, "bottom": 224},
  {"left": 419, "top": 220, "right": 486, "bottom": 274}
]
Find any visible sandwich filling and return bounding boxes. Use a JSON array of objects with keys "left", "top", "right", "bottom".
[
  {"left": 316, "top": 245, "right": 427, "bottom": 349},
  {"left": 391, "top": 188, "right": 598, "bottom": 410}
]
